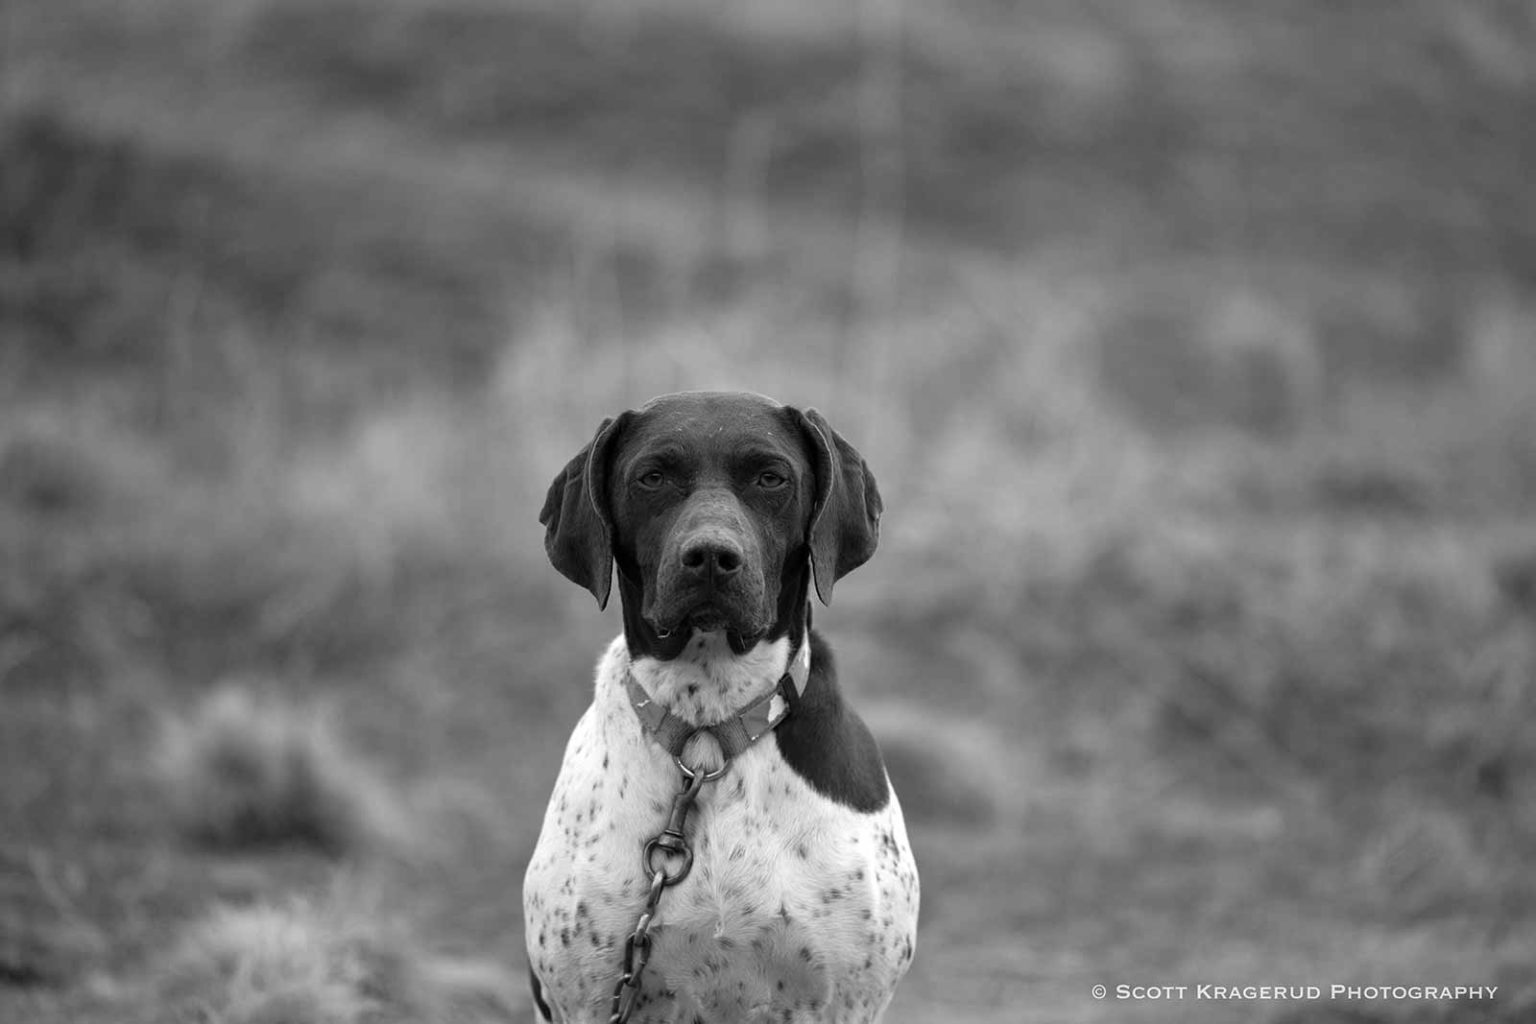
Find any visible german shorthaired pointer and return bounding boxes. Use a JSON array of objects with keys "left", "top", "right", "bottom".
[{"left": 525, "top": 391, "right": 918, "bottom": 1023}]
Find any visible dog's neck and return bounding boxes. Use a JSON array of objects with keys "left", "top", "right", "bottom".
[{"left": 627, "top": 629, "right": 796, "bottom": 728}]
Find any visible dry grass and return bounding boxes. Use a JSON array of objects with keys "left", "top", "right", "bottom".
[
  {"left": 155, "top": 685, "right": 414, "bottom": 857},
  {"left": 156, "top": 892, "right": 521, "bottom": 1024},
  {"left": 4, "top": 0, "right": 1536, "bottom": 1022}
]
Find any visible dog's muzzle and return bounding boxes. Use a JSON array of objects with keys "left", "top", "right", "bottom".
[{"left": 651, "top": 510, "right": 768, "bottom": 638}]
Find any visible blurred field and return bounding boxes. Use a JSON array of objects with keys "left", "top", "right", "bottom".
[{"left": 4, "top": 0, "right": 1536, "bottom": 1021}]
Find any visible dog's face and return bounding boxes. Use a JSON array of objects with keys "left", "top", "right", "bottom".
[
  {"left": 540, "top": 391, "right": 881, "bottom": 653},
  {"left": 608, "top": 394, "right": 810, "bottom": 641}
]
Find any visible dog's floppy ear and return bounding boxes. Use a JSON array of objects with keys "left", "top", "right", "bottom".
[
  {"left": 791, "top": 407, "right": 882, "bottom": 605},
  {"left": 539, "top": 412, "right": 632, "bottom": 609}
]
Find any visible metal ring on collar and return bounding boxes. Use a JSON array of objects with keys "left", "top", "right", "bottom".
[{"left": 674, "top": 756, "right": 730, "bottom": 782}]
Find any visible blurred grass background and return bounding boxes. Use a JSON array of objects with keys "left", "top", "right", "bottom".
[{"left": 3, "top": 0, "right": 1536, "bottom": 1021}]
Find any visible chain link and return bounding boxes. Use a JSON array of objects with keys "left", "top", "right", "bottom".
[{"left": 609, "top": 761, "right": 725, "bottom": 1024}]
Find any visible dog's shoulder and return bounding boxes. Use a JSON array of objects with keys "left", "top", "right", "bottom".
[{"left": 773, "top": 629, "right": 891, "bottom": 814}]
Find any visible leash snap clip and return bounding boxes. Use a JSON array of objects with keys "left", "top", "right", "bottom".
[{"left": 641, "top": 767, "right": 709, "bottom": 886}]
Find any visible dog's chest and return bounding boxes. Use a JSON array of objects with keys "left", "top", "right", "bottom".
[
  {"left": 523, "top": 642, "right": 918, "bottom": 1023},
  {"left": 653, "top": 748, "right": 893, "bottom": 961}
]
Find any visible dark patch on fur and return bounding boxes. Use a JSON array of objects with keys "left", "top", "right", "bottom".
[
  {"left": 774, "top": 631, "right": 891, "bottom": 813},
  {"left": 529, "top": 964, "right": 553, "bottom": 1021}
]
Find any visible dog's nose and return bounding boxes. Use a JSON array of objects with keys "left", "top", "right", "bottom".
[{"left": 680, "top": 539, "right": 744, "bottom": 580}]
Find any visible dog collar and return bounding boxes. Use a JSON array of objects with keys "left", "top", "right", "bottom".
[{"left": 625, "top": 635, "right": 811, "bottom": 762}]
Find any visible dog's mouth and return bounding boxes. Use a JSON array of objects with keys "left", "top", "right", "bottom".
[
  {"left": 682, "top": 606, "right": 731, "bottom": 633},
  {"left": 652, "top": 601, "right": 763, "bottom": 642}
]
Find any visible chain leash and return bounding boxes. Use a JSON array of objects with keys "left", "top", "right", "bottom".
[{"left": 609, "top": 757, "right": 729, "bottom": 1024}]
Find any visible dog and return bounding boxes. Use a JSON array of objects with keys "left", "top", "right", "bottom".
[{"left": 524, "top": 391, "right": 919, "bottom": 1023}]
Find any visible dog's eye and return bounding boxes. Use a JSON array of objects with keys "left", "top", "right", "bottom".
[
  {"left": 637, "top": 470, "right": 665, "bottom": 489},
  {"left": 756, "top": 470, "right": 787, "bottom": 489}
]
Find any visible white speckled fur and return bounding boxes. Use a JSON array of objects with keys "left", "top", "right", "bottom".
[{"left": 524, "top": 634, "right": 919, "bottom": 1023}]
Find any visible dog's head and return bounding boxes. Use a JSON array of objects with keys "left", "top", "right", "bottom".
[{"left": 539, "top": 391, "right": 881, "bottom": 653}]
